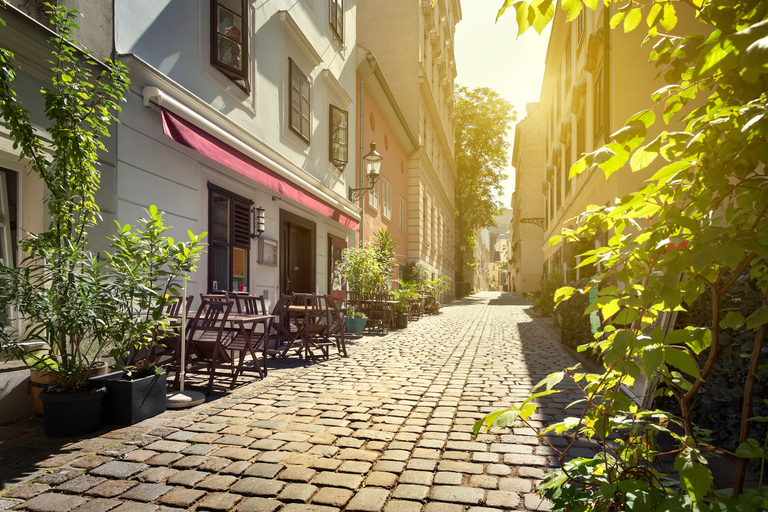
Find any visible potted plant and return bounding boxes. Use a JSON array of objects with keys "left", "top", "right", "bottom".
[
  {"left": 425, "top": 276, "right": 452, "bottom": 314},
  {"left": 90, "top": 207, "right": 205, "bottom": 426},
  {"left": 0, "top": 4, "right": 130, "bottom": 436},
  {"left": 393, "top": 280, "right": 419, "bottom": 329},
  {"left": 344, "top": 306, "right": 368, "bottom": 335}
]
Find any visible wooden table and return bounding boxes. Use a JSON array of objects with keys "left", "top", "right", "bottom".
[
  {"left": 283, "top": 304, "right": 335, "bottom": 360},
  {"left": 182, "top": 311, "right": 275, "bottom": 381}
]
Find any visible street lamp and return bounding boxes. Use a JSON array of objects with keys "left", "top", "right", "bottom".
[{"left": 349, "top": 141, "right": 383, "bottom": 201}]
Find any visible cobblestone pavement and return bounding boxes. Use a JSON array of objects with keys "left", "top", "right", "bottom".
[{"left": 0, "top": 292, "right": 583, "bottom": 512}]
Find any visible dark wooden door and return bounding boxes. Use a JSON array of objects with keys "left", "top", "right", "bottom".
[{"left": 280, "top": 211, "right": 315, "bottom": 294}]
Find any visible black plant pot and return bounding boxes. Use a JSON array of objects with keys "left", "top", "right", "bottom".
[
  {"left": 395, "top": 313, "right": 408, "bottom": 329},
  {"left": 88, "top": 371, "right": 167, "bottom": 425},
  {"left": 39, "top": 385, "right": 107, "bottom": 437}
]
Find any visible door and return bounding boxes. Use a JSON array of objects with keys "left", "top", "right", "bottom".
[
  {"left": 328, "top": 235, "right": 347, "bottom": 302},
  {"left": 280, "top": 210, "right": 315, "bottom": 294}
]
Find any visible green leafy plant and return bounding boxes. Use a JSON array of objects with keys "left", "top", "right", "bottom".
[
  {"left": 536, "top": 267, "right": 564, "bottom": 316},
  {"left": 0, "top": 2, "right": 130, "bottom": 393},
  {"left": 345, "top": 306, "right": 367, "bottom": 320},
  {"left": 475, "top": 0, "right": 768, "bottom": 507},
  {"left": 393, "top": 280, "right": 419, "bottom": 315},
  {"left": 334, "top": 228, "right": 397, "bottom": 299},
  {"left": 107, "top": 206, "right": 206, "bottom": 379}
]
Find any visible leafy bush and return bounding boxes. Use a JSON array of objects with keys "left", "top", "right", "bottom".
[
  {"left": 556, "top": 278, "right": 594, "bottom": 353},
  {"left": 537, "top": 267, "right": 564, "bottom": 316},
  {"left": 403, "top": 261, "right": 429, "bottom": 287}
]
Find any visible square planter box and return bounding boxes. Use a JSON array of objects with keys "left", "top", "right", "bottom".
[{"left": 88, "top": 371, "right": 167, "bottom": 425}]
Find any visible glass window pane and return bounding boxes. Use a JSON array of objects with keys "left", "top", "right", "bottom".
[
  {"left": 211, "top": 193, "right": 229, "bottom": 243},
  {"left": 291, "top": 90, "right": 300, "bottom": 110},
  {"left": 217, "top": 35, "right": 242, "bottom": 70},
  {"left": 211, "top": 243, "right": 229, "bottom": 292},
  {"left": 291, "top": 110, "right": 301, "bottom": 131},
  {"left": 218, "top": 8, "right": 242, "bottom": 40},
  {"left": 301, "top": 80, "right": 310, "bottom": 99},
  {"left": 301, "top": 117, "right": 310, "bottom": 138},
  {"left": 301, "top": 98, "right": 310, "bottom": 115},
  {"left": 220, "top": 0, "right": 242, "bottom": 16}
]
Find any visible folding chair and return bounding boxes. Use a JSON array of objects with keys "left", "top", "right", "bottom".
[
  {"left": 152, "top": 294, "right": 193, "bottom": 367},
  {"left": 184, "top": 299, "right": 236, "bottom": 395}
]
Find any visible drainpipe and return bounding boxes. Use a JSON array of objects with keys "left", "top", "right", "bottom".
[
  {"left": 603, "top": 1, "right": 611, "bottom": 145},
  {"left": 358, "top": 52, "right": 377, "bottom": 247}
]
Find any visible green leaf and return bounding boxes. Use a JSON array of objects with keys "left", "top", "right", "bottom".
[
  {"left": 533, "top": 371, "right": 565, "bottom": 392},
  {"left": 624, "top": 8, "right": 642, "bottom": 33},
  {"left": 675, "top": 449, "right": 713, "bottom": 510},
  {"left": 735, "top": 438, "right": 765, "bottom": 459},
  {"left": 745, "top": 306, "right": 768, "bottom": 331},
  {"left": 664, "top": 347, "right": 700, "bottom": 378},
  {"left": 554, "top": 286, "right": 575, "bottom": 305},
  {"left": 648, "top": 160, "right": 691, "bottom": 183},
  {"left": 496, "top": 0, "right": 515, "bottom": 21},
  {"left": 610, "top": 11, "right": 625, "bottom": 30},
  {"left": 641, "top": 347, "right": 664, "bottom": 376},
  {"left": 561, "top": 0, "right": 582, "bottom": 22},
  {"left": 513, "top": 1, "right": 532, "bottom": 36},
  {"left": 719, "top": 311, "right": 746, "bottom": 330},
  {"left": 659, "top": 2, "right": 677, "bottom": 32}
]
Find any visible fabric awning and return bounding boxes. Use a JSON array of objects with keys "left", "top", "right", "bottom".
[{"left": 160, "top": 107, "right": 359, "bottom": 230}]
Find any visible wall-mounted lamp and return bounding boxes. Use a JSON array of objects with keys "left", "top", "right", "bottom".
[
  {"left": 251, "top": 206, "right": 265, "bottom": 239},
  {"left": 348, "top": 141, "right": 383, "bottom": 201}
]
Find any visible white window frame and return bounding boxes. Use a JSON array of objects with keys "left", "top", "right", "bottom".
[
  {"left": 382, "top": 179, "right": 392, "bottom": 219},
  {"left": 368, "top": 179, "right": 379, "bottom": 210},
  {"left": 399, "top": 196, "right": 407, "bottom": 233}
]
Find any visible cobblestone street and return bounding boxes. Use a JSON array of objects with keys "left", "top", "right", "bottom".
[{"left": 0, "top": 292, "right": 582, "bottom": 512}]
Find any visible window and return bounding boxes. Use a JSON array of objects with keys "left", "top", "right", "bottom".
[
  {"left": 382, "top": 179, "right": 392, "bottom": 219},
  {"left": 565, "top": 31, "right": 571, "bottom": 88},
  {"left": 289, "top": 59, "right": 311, "bottom": 142},
  {"left": 577, "top": 112, "right": 585, "bottom": 159},
  {"left": 329, "top": 105, "right": 348, "bottom": 170},
  {"left": 368, "top": 179, "right": 379, "bottom": 210},
  {"left": 329, "top": 0, "right": 343, "bottom": 44},
  {"left": 208, "top": 184, "right": 252, "bottom": 293},
  {"left": 211, "top": 0, "right": 249, "bottom": 93},
  {"left": 399, "top": 196, "right": 407, "bottom": 232},
  {"left": 594, "top": 64, "right": 604, "bottom": 142}
]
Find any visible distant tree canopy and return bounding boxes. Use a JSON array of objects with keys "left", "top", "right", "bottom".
[{"left": 454, "top": 86, "right": 516, "bottom": 253}]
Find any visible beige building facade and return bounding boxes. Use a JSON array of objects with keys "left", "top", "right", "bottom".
[
  {"left": 510, "top": 104, "right": 547, "bottom": 295},
  {"left": 357, "top": 0, "right": 460, "bottom": 294},
  {"left": 539, "top": 2, "right": 703, "bottom": 276}
]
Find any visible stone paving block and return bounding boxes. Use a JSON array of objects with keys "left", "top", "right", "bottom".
[
  {"left": 235, "top": 497, "right": 282, "bottom": 512},
  {"left": 123, "top": 450, "right": 157, "bottom": 463},
  {"left": 198, "top": 457, "right": 233, "bottom": 473},
  {"left": 312, "top": 487, "right": 353, "bottom": 507},
  {"left": 524, "top": 494, "right": 553, "bottom": 511},
  {"left": 517, "top": 467, "right": 545, "bottom": 479},
  {"left": 429, "top": 486, "right": 485, "bottom": 505},
  {"left": 372, "top": 460, "right": 406, "bottom": 473},
  {"left": 469, "top": 475, "right": 498, "bottom": 489},
  {"left": 56, "top": 476, "right": 107, "bottom": 493},
  {"left": 281, "top": 441, "right": 312, "bottom": 453},
  {"left": 336, "top": 438, "right": 364, "bottom": 448},
  {"left": 436, "top": 460, "right": 483, "bottom": 474},
  {"left": 145, "top": 453, "right": 183, "bottom": 466},
  {"left": 198, "top": 474, "right": 239, "bottom": 491},
  {"left": 311, "top": 458, "right": 342, "bottom": 471},
  {"left": 309, "top": 445, "right": 339, "bottom": 457},
  {"left": 143, "top": 441, "right": 189, "bottom": 453},
  {"left": 398, "top": 470, "right": 433, "bottom": 486},
  {"left": 158, "top": 487, "right": 207, "bottom": 508},
  {"left": 244, "top": 463, "right": 284, "bottom": 479},
  {"left": 345, "top": 487, "right": 390, "bottom": 512},
  {"left": 337, "top": 461, "right": 372, "bottom": 474},
  {"left": 311, "top": 471, "right": 363, "bottom": 490},
  {"left": 90, "top": 462, "right": 149, "bottom": 479},
  {"left": 486, "top": 491, "right": 521, "bottom": 508},
  {"left": 85, "top": 480, "right": 138, "bottom": 498},
  {"left": 120, "top": 483, "right": 172, "bottom": 502},
  {"left": 37, "top": 469, "right": 83, "bottom": 485},
  {"left": 337, "top": 448, "right": 378, "bottom": 462},
  {"left": 213, "top": 447, "right": 258, "bottom": 461},
  {"left": 383, "top": 500, "right": 422, "bottom": 512},
  {"left": 282, "top": 505, "right": 338, "bottom": 512},
  {"left": 20, "top": 493, "right": 88, "bottom": 512},
  {"left": 110, "top": 503, "right": 160, "bottom": 512},
  {"left": 278, "top": 466, "right": 317, "bottom": 482},
  {"left": 2, "top": 483, "right": 49, "bottom": 499},
  {"left": 166, "top": 470, "right": 209, "bottom": 487},
  {"left": 133, "top": 468, "right": 178, "bottom": 484},
  {"left": 434, "top": 472, "right": 463, "bottom": 485},
  {"left": 380, "top": 450, "right": 409, "bottom": 461},
  {"left": 498, "top": 477, "right": 531, "bottom": 492},
  {"left": 70, "top": 456, "right": 113, "bottom": 469},
  {"left": 406, "top": 459, "right": 437, "bottom": 471},
  {"left": 391, "top": 483, "right": 430, "bottom": 501},
  {"left": 196, "top": 492, "right": 243, "bottom": 511},
  {"left": 70, "top": 498, "right": 121, "bottom": 512},
  {"left": 181, "top": 444, "right": 219, "bottom": 456},
  {"left": 503, "top": 453, "right": 548, "bottom": 466},
  {"left": 222, "top": 461, "right": 252, "bottom": 475},
  {"left": 171, "top": 455, "right": 208, "bottom": 469},
  {"left": 364, "top": 471, "right": 397, "bottom": 489},
  {"left": 352, "top": 430, "right": 395, "bottom": 442},
  {"left": 230, "top": 477, "right": 285, "bottom": 497},
  {"left": 277, "top": 483, "right": 317, "bottom": 503}
]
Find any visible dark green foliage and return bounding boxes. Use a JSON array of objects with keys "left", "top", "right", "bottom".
[
  {"left": 403, "top": 261, "right": 429, "bottom": 287},
  {"left": 557, "top": 278, "right": 594, "bottom": 352}
]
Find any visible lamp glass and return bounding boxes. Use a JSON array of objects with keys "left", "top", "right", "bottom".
[{"left": 363, "top": 141, "right": 383, "bottom": 179}]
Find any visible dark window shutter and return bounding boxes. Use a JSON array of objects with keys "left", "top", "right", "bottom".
[{"left": 233, "top": 201, "right": 251, "bottom": 248}]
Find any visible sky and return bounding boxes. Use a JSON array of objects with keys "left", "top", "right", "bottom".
[{"left": 454, "top": 1, "right": 551, "bottom": 209}]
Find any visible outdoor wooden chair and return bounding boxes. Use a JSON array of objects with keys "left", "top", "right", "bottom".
[
  {"left": 152, "top": 294, "right": 193, "bottom": 367},
  {"left": 281, "top": 294, "right": 335, "bottom": 360},
  {"left": 366, "top": 293, "right": 389, "bottom": 334},
  {"left": 324, "top": 294, "right": 358, "bottom": 356},
  {"left": 227, "top": 293, "right": 267, "bottom": 315},
  {"left": 269, "top": 295, "right": 297, "bottom": 355},
  {"left": 183, "top": 298, "right": 237, "bottom": 395},
  {"left": 225, "top": 294, "right": 270, "bottom": 372}
]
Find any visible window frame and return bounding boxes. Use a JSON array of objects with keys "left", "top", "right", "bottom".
[
  {"left": 399, "top": 196, "right": 407, "bottom": 233},
  {"left": 382, "top": 178, "right": 392, "bottom": 220},
  {"left": 367, "top": 178, "right": 379, "bottom": 210},
  {"left": 289, "top": 58, "right": 312, "bottom": 143},
  {"left": 210, "top": 0, "right": 249, "bottom": 94},
  {"left": 329, "top": 0, "right": 343, "bottom": 45},
  {"left": 207, "top": 183, "right": 253, "bottom": 294},
  {"left": 593, "top": 64, "right": 604, "bottom": 143},
  {"left": 329, "top": 104, "right": 348, "bottom": 171}
]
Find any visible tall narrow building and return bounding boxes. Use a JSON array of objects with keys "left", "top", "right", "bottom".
[{"left": 357, "top": 0, "right": 461, "bottom": 293}]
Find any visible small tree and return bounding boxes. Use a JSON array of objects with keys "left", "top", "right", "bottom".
[{"left": 0, "top": 2, "right": 130, "bottom": 392}]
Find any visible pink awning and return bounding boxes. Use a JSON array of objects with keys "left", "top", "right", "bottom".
[{"left": 160, "top": 107, "right": 359, "bottom": 230}]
